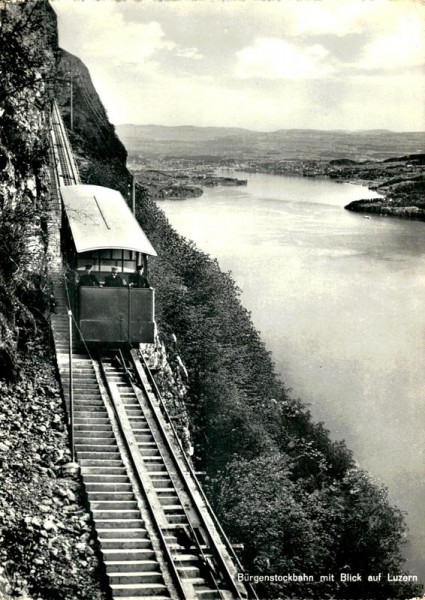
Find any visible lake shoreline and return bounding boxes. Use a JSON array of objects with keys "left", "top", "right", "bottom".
[
  {"left": 160, "top": 170, "right": 425, "bottom": 582},
  {"left": 234, "top": 154, "right": 425, "bottom": 222}
]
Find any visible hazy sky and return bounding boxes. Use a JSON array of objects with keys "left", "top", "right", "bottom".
[{"left": 52, "top": 0, "right": 425, "bottom": 131}]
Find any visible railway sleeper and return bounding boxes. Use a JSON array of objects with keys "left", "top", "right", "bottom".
[
  {"left": 103, "top": 357, "right": 236, "bottom": 598},
  {"left": 54, "top": 304, "right": 246, "bottom": 600}
]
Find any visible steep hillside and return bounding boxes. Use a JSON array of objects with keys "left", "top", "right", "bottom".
[
  {"left": 0, "top": 3, "right": 108, "bottom": 598},
  {"left": 55, "top": 50, "right": 127, "bottom": 165},
  {"left": 0, "top": 2, "right": 422, "bottom": 599}
]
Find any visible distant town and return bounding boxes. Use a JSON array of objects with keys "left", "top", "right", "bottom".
[{"left": 129, "top": 153, "right": 425, "bottom": 219}]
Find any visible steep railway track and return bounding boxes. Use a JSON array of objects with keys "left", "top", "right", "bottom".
[
  {"left": 49, "top": 102, "right": 254, "bottom": 599},
  {"left": 99, "top": 349, "right": 245, "bottom": 599},
  {"left": 52, "top": 290, "right": 250, "bottom": 599},
  {"left": 50, "top": 101, "right": 80, "bottom": 187},
  {"left": 52, "top": 297, "right": 176, "bottom": 599}
]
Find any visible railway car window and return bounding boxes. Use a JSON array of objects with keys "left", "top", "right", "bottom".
[
  {"left": 75, "top": 251, "right": 139, "bottom": 273},
  {"left": 78, "top": 258, "right": 97, "bottom": 270},
  {"left": 123, "top": 260, "right": 134, "bottom": 272},
  {"left": 81, "top": 251, "right": 98, "bottom": 259},
  {"left": 100, "top": 259, "right": 120, "bottom": 270},
  {"left": 78, "top": 251, "right": 100, "bottom": 272}
]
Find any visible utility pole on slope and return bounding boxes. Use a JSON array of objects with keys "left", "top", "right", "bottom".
[{"left": 70, "top": 72, "right": 74, "bottom": 132}]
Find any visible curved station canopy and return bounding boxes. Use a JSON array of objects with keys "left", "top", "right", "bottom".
[{"left": 60, "top": 184, "right": 157, "bottom": 256}]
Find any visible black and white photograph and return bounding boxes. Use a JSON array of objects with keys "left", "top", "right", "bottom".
[{"left": 0, "top": 0, "right": 424, "bottom": 598}]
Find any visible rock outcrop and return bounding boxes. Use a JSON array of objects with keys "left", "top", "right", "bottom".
[{"left": 55, "top": 50, "right": 127, "bottom": 166}]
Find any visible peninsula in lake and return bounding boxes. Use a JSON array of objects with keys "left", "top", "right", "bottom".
[{"left": 118, "top": 124, "right": 425, "bottom": 219}]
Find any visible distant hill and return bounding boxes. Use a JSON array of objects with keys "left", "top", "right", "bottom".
[
  {"left": 117, "top": 124, "right": 255, "bottom": 142},
  {"left": 116, "top": 124, "right": 425, "bottom": 162}
]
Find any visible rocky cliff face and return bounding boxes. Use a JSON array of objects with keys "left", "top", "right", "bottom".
[
  {"left": 0, "top": 3, "right": 108, "bottom": 598},
  {"left": 55, "top": 49, "right": 127, "bottom": 166},
  {"left": 0, "top": 1, "right": 56, "bottom": 210},
  {"left": 0, "top": 0, "right": 57, "bottom": 374}
]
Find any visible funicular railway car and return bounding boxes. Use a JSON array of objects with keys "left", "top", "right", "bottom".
[{"left": 60, "top": 184, "right": 157, "bottom": 344}]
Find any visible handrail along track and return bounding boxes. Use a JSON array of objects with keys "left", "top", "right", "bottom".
[
  {"left": 100, "top": 350, "right": 255, "bottom": 599},
  {"left": 135, "top": 351, "right": 257, "bottom": 600}
]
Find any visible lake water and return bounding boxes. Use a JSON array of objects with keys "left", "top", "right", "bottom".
[{"left": 157, "top": 171, "right": 425, "bottom": 579}]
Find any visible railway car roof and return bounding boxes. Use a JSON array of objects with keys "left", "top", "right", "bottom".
[{"left": 60, "top": 185, "right": 157, "bottom": 256}]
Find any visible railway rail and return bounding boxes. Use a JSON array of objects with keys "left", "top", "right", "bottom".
[
  {"left": 50, "top": 100, "right": 80, "bottom": 187},
  {"left": 49, "top": 101, "right": 255, "bottom": 599}
]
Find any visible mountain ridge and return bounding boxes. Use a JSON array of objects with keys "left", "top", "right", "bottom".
[
  {"left": 117, "top": 124, "right": 425, "bottom": 161},
  {"left": 117, "top": 124, "right": 421, "bottom": 135}
]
